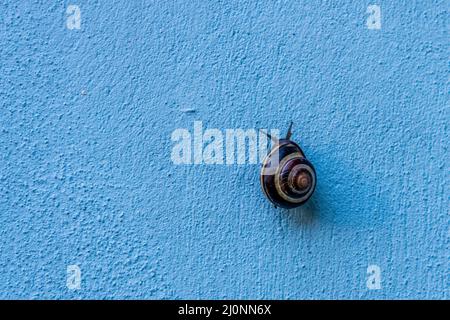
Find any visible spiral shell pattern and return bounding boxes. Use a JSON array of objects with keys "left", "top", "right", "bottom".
[{"left": 260, "top": 139, "right": 316, "bottom": 209}]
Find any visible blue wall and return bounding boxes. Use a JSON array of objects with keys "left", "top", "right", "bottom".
[{"left": 0, "top": 1, "right": 448, "bottom": 299}]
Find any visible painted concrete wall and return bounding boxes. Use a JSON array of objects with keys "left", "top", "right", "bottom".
[{"left": 0, "top": 1, "right": 448, "bottom": 299}]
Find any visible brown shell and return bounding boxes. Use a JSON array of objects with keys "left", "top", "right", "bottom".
[{"left": 260, "top": 139, "right": 316, "bottom": 209}]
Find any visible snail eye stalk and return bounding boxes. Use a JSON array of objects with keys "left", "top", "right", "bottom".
[
  {"left": 258, "top": 129, "right": 279, "bottom": 145},
  {"left": 285, "top": 121, "right": 293, "bottom": 140}
]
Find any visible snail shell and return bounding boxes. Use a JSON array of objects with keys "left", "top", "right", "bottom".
[{"left": 260, "top": 131, "right": 316, "bottom": 209}]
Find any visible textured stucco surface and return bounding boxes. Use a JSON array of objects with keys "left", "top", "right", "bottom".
[{"left": 0, "top": 1, "right": 448, "bottom": 299}]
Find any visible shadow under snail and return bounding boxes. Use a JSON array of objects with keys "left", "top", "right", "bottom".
[{"left": 260, "top": 123, "right": 316, "bottom": 209}]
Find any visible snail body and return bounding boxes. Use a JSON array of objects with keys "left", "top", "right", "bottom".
[{"left": 260, "top": 124, "right": 316, "bottom": 209}]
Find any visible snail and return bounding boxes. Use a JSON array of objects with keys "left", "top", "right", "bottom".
[{"left": 260, "top": 123, "right": 316, "bottom": 209}]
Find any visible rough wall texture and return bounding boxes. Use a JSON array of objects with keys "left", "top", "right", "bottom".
[{"left": 0, "top": 1, "right": 448, "bottom": 299}]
